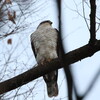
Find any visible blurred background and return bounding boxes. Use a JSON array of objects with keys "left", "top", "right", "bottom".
[{"left": 0, "top": 0, "right": 100, "bottom": 100}]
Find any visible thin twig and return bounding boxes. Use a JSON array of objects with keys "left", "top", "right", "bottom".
[{"left": 82, "top": 0, "right": 90, "bottom": 30}]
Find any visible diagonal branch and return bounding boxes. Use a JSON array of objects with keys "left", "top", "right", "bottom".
[
  {"left": 82, "top": 68, "right": 100, "bottom": 98},
  {"left": 0, "top": 40, "right": 100, "bottom": 94},
  {"left": 74, "top": 68, "right": 100, "bottom": 100}
]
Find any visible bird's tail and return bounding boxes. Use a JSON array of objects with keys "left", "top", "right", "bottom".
[
  {"left": 46, "top": 82, "right": 58, "bottom": 97},
  {"left": 43, "top": 71, "right": 58, "bottom": 97}
]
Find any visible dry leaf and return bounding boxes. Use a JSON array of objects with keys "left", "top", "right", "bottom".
[
  {"left": 5, "top": 0, "right": 12, "bottom": 4},
  {"left": 8, "top": 11, "right": 16, "bottom": 24},
  {"left": 7, "top": 38, "right": 12, "bottom": 45}
]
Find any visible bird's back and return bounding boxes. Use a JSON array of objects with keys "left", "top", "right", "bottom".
[{"left": 31, "top": 26, "right": 58, "bottom": 63}]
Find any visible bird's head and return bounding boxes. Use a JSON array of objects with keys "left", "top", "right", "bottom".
[
  {"left": 40, "top": 20, "right": 52, "bottom": 25},
  {"left": 37, "top": 20, "right": 52, "bottom": 29}
]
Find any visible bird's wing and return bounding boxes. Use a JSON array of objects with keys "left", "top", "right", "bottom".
[
  {"left": 31, "top": 38, "right": 37, "bottom": 58},
  {"left": 54, "top": 28, "right": 62, "bottom": 58}
]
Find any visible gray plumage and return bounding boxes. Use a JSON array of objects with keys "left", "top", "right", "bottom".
[{"left": 30, "top": 20, "right": 59, "bottom": 97}]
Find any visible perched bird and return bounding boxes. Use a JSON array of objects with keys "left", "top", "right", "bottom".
[{"left": 30, "top": 20, "right": 60, "bottom": 97}]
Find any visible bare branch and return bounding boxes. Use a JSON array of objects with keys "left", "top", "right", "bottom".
[
  {"left": 0, "top": 40, "right": 100, "bottom": 95},
  {"left": 82, "top": 0, "right": 89, "bottom": 30},
  {"left": 89, "top": 0, "right": 96, "bottom": 45},
  {"left": 56, "top": 0, "right": 73, "bottom": 99},
  {"left": 82, "top": 69, "right": 100, "bottom": 98}
]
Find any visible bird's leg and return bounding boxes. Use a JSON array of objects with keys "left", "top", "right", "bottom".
[{"left": 39, "top": 58, "right": 52, "bottom": 67}]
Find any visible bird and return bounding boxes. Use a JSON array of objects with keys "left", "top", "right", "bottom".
[{"left": 30, "top": 20, "right": 60, "bottom": 97}]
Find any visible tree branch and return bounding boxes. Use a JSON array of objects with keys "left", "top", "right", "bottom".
[
  {"left": 56, "top": 0, "right": 73, "bottom": 99},
  {"left": 0, "top": 40, "right": 100, "bottom": 94},
  {"left": 82, "top": 68, "right": 100, "bottom": 98},
  {"left": 89, "top": 0, "right": 96, "bottom": 45}
]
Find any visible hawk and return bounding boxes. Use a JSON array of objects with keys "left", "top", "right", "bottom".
[{"left": 30, "top": 20, "right": 60, "bottom": 97}]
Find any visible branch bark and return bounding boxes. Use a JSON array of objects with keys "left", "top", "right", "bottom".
[
  {"left": 56, "top": 0, "right": 73, "bottom": 99},
  {"left": 89, "top": 0, "right": 96, "bottom": 44},
  {"left": 0, "top": 40, "right": 100, "bottom": 94}
]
